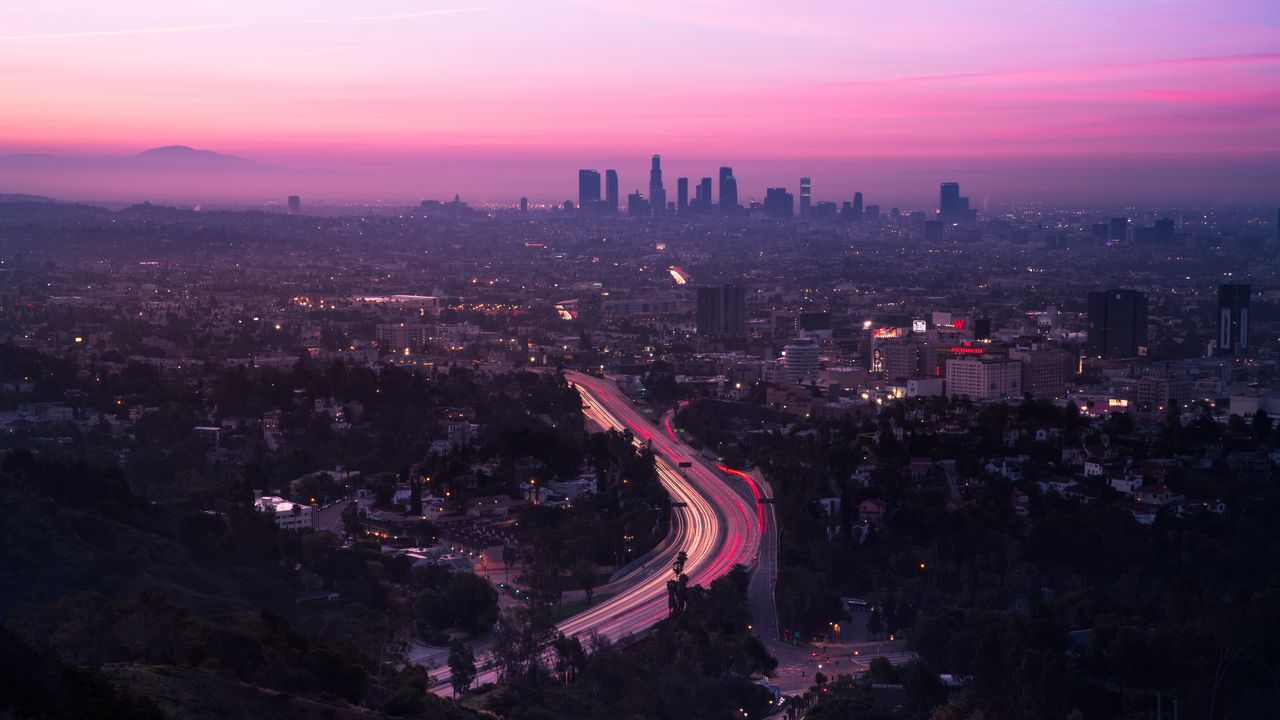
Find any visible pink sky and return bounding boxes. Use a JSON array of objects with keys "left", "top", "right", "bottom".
[{"left": 1, "top": 0, "right": 1278, "bottom": 204}]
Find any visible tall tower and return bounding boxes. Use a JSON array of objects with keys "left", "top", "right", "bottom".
[
  {"left": 1086, "top": 289, "right": 1148, "bottom": 359},
  {"left": 852, "top": 191, "right": 863, "bottom": 219},
  {"left": 799, "top": 177, "right": 811, "bottom": 218},
  {"left": 605, "top": 169, "right": 619, "bottom": 213},
  {"left": 718, "top": 167, "right": 737, "bottom": 214},
  {"left": 938, "top": 182, "right": 971, "bottom": 224},
  {"left": 677, "top": 178, "right": 689, "bottom": 215},
  {"left": 1217, "top": 284, "right": 1250, "bottom": 355},
  {"left": 287, "top": 196, "right": 301, "bottom": 215},
  {"left": 649, "top": 155, "right": 665, "bottom": 215},
  {"left": 578, "top": 170, "right": 601, "bottom": 212}
]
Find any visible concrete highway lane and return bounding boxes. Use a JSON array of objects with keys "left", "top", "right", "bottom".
[{"left": 426, "top": 371, "right": 762, "bottom": 693}]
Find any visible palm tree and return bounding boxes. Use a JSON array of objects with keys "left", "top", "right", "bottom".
[{"left": 572, "top": 559, "right": 597, "bottom": 605}]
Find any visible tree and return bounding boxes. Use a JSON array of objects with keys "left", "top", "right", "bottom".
[
  {"left": 447, "top": 640, "right": 476, "bottom": 698},
  {"left": 572, "top": 559, "right": 597, "bottom": 605},
  {"left": 672, "top": 550, "right": 688, "bottom": 576},
  {"left": 412, "top": 574, "right": 499, "bottom": 636},
  {"left": 502, "top": 544, "right": 518, "bottom": 583},
  {"left": 1252, "top": 409, "right": 1272, "bottom": 438}
]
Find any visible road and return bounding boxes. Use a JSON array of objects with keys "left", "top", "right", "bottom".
[{"left": 422, "top": 371, "right": 762, "bottom": 693}]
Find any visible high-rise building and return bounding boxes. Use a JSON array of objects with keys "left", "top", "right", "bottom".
[
  {"left": 520, "top": 196, "right": 528, "bottom": 213},
  {"left": 973, "top": 317, "right": 992, "bottom": 341},
  {"left": 719, "top": 167, "right": 737, "bottom": 214},
  {"left": 938, "top": 182, "right": 970, "bottom": 224},
  {"left": 649, "top": 155, "right": 664, "bottom": 215},
  {"left": 695, "top": 177, "right": 712, "bottom": 212},
  {"left": 721, "top": 284, "right": 745, "bottom": 336},
  {"left": 578, "top": 169, "right": 601, "bottom": 212},
  {"left": 1108, "top": 217, "right": 1128, "bottom": 241},
  {"left": 627, "top": 191, "right": 648, "bottom": 218},
  {"left": 287, "top": 195, "right": 301, "bottom": 215},
  {"left": 1086, "top": 290, "right": 1148, "bottom": 358},
  {"left": 696, "top": 287, "right": 721, "bottom": 336},
  {"left": 946, "top": 356, "right": 1022, "bottom": 401},
  {"left": 881, "top": 340, "right": 935, "bottom": 381},
  {"left": 1217, "top": 284, "right": 1250, "bottom": 355},
  {"left": 852, "top": 191, "right": 863, "bottom": 219},
  {"left": 764, "top": 188, "right": 794, "bottom": 218},
  {"left": 605, "top": 169, "right": 618, "bottom": 213},
  {"left": 799, "top": 177, "right": 811, "bottom": 218},
  {"left": 864, "top": 204, "right": 880, "bottom": 222},
  {"left": 677, "top": 177, "right": 689, "bottom": 214},
  {"left": 695, "top": 284, "right": 746, "bottom": 337},
  {"left": 1008, "top": 344, "right": 1071, "bottom": 398}
]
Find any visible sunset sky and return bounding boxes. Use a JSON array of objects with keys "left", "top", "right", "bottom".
[{"left": 2, "top": 0, "right": 1278, "bottom": 204}]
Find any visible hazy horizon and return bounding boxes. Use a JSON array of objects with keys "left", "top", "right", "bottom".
[
  {"left": 2, "top": 146, "right": 1278, "bottom": 208},
  {"left": 2, "top": 1, "right": 1278, "bottom": 206}
]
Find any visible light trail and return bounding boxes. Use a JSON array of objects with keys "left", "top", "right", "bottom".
[{"left": 429, "top": 371, "right": 762, "bottom": 693}]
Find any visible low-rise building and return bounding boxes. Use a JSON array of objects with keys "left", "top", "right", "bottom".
[{"left": 255, "top": 494, "right": 315, "bottom": 531}]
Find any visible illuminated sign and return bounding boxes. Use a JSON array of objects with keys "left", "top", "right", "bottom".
[
  {"left": 949, "top": 346, "right": 985, "bottom": 355},
  {"left": 1108, "top": 398, "right": 1129, "bottom": 408},
  {"left": 912, "top": 319, "right": 927, "bottom": 333},
  {"left": 953, "top": 319, "right": 966, "bottom": 330}
]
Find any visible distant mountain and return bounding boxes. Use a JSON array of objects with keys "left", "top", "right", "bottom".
[
  {"left": 0, "top": 146, "right": 270, "bottom": 172},
  {"left": 0, "top": 192, "right": 64, "bottom": 204},
  {"left": 133, "top": 145, "right": 263, "bottom": 169}
]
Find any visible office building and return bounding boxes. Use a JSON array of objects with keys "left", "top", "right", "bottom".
[
  {"left": 1008, "top": 344, "right": 1071, "bottom": 398},
  {"left": 881, "top": 340, "right": 936, "bottom": 381},
  {"left": 649, "top": 154, "right": 665, "bottom": 215},
  {"left": 1137, "top": 374, "right": 1195, "bottom": 411},
  {"left": 377, "top": 323, "right": 431, "bottom": 351},
  {"left": 627, "top": 191, "right": 648, "bottom": 218},
  {"left": 864, "top": 204, "right": 880, "bottom": 222},
  {"left": 695, "top": 284, "right": 746, "bottom": 337},
  {"left": 946, "top": 356, "right": 1022, "bottom": 401},
  {"left": 605, "top": 169, "right": 619, "bottom": 213},
  {"left": 578, "top": 169, "right": 601, "bottom": 212},
  {"left": 719, "top": 167, "right": 738, "bottom": 214},
  {"left": 696, "top": 287, "right": 720, "bottom": 336},
  {"left": 783, "top": 338, "right": 820, "bottom": 384},
  {"left": 764, "top": 188, "right": 794, "bottom": 218},
  {"left": 799, "top": 177, "right": 811, "bottom": 218},
  {"left": 695, "top": 177, "right": 712, "bottom": 212},
  {"left": 938, "top": 182, "right": 971, "bottom": 224},
  {"left": 852, "top": 191, "right": 863, "bottom": 219},
  {"left": 1086, "top": 290, "right": 1148, "bottom": 359},
  {"left": 1217, "top": 284, "right": 1250, "bottom": 356},
  {"left": 1108, "top": 217, "right": 1128, "bottom": 241},
  {"left": 287, "top": 195, "right": 301, "bottom": 215},
  {"left": 677, "top": 177, "right": 689, "bottom": 214},
  {"left": 973, "top": 317, "right": 992, "bottom": 341},
  {"left": 520, "top": 196, "right": 528, "bottom": 213}
]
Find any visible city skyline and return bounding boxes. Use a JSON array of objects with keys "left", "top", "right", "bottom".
[{"left": 1, "top": 0, "right": 1278, "bottom": 203}]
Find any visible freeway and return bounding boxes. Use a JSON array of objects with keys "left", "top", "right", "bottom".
[
  {"left": 565, "top": 371, "right": 763, "bottom": 640},
  {"left": 424, "top": 371, "right": 762, "bottom": 692}
]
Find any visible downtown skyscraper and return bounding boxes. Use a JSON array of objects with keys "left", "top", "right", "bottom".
[
  {"left": 578, "top": 169, "right": 601, "bottom": 212},
  {"left": 718, "top": 167, "right": 737, "bottom": 214},
  {"left": 649, "top": 155, "right": 666, "bottom": 215},
  {"left": 605, "top": 169, "right": 618, "bottom": 213}
]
